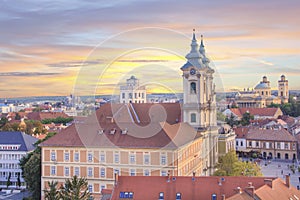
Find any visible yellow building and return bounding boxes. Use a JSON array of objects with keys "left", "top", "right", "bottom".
[
  {"left": 40, "top": 31, "right": 219, "bottom": 199},
  {"left": 235, "top": 75, "right": 287, "bottom": 108}
]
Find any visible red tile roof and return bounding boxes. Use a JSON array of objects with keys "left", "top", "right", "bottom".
[
  {"left": 246, "top": 128, "right": 296, "bottom": 142},
  {"left": 26, "top": 112, "right": 70, "bottom": 121},
  {"left": 228, "top": 177, "right": 300, "bottom": 200},
  {"left": 234, "top": 127, "right": 250, "bottom": 138},
  {"left": 110, "top": 176, "right": 278, "bottom": 200},
  {"left": 40, "top": 103, "right": 199, "bottom": 149},
  {"left": 230, "top": 107, "right": 282, "bottom": 118}
]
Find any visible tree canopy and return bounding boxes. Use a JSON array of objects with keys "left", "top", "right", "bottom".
[
  {"left": 214, "top": 151, "right": 262, "bottom": 176},
  {"left": 59, "top": 175, "right": 91, "bottom": 200}
]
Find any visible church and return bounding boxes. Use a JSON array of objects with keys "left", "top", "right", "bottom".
[
  {"left": 40, "top": 31, "right": 219, "bottom": 199},
  {"left": 234, "top": 75, "right": 289, "bottom": 108}
]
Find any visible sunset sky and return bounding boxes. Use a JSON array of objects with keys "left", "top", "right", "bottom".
[{"left": 1, "top": 0, "right": 300, "bottom": 98}]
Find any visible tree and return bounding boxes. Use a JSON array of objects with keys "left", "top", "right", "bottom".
[
  {"left": 17, "top": 173, "right": 21, "bottom": 188},
  {"left": 59, "top": 175, "right": 91, "bottom": 200},
  {"left": 240, "top": 112, "right": 254, "bottom": 126},
  {"left": 214, "top": 151, "right": 262, "bottom": 176},
  {"left": 44, "top": 181, "right": 60, "bottom": 200},
  {"left": 225, "top": 113, "right": 238, "bottom": 127},
  {"left": 20, "top": 132, "right": 57, "bottom": 200},
  {"left": 20, "top": 152, "right": 41, "bottom": 199},
  {"left": 0, "top": 117, "right": 8, "bottom": 129},
  {"left": 217, "top": 111, "right": 226, "bottom": 122},
  {"left": 15, "top": 112, "right": 21, "bottom": 120},
  {"left": 6, "top": 172, "right": 12, "bottom": 188}
]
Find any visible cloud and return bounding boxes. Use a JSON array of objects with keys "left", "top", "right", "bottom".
[{"left": 0, "top": 72, "right": 60, "bottom": 77}]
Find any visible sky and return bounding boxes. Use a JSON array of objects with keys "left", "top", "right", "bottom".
[{"left": 1, "top": 0, "right": 300, "bottom": 98}]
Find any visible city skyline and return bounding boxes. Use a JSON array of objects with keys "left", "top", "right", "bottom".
[{"left": 1, "top": 0, "right": 300, "bottom": 98}]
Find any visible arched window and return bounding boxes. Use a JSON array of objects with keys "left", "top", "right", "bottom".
[
  {"left": 190, "top": 82, "right": 196, "bottom": 94},
  {"left": 191, "top": 113, "right": 196, "bottom": 123}
]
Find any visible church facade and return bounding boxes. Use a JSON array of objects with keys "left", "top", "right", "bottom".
[
  {"left": 235, "top": 75, "right": 289, "bottom": 108},
  {"left": 40, "top": 31, "right": 218, "bottom": 199}
]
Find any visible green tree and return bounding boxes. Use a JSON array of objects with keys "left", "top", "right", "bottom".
[
  {"left": 20, "top": 132, "right": 57, "bottom": 200},
  {"left": 6, "top": 172, "right": 12, "bottom": 188},
  {"left": 44, "top": 181, "right": 60, "bottom": 200},
  {"left": 214, "top": 151, "right": 262, "bottom": 176},
  {"left": 225, "top": 114, "right": 238, "bottom": 127},
  {"left": 20, "top": 152, "right": 41, "bottom": 199},
  {"left": 217, "top": 111, "right": 226, "bottom": 122},
  {"left": 59, "top": 175, "right": 90, "bottom": 200},
  {"left": 15, "top": 112, "right": 21, "bottom": 120},
  {"left": 17, "top": 173, "right": 21, "bottom": 188},
  {"left": 0, "top": 117, "right": 8, "bottom": 129},
  {"left": 240, "top": 112, "right": 254, "bottom": 126}
]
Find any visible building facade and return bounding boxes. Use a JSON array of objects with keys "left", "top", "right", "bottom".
[
  {"left": 0, "top": 131, "right": 37, "bottom": 189},
  {"left": 40, "top": 31, "right": 218, "bottom": 199},
  {"left": 235, "top": 127, "right": 297, "bottom": 160},
  {"left": 119, "top": 76, "right": 146, "bottom": 104},
  {"left": 234, "top": 75, "right": 287, "bottom": 108}
]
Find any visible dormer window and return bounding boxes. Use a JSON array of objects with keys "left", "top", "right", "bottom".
[
  {"left": 98, "top": 129, "right": 104, "bottom": 134},
  {"left": 110, "top": 128, "right": 116, "bottom": 134},
  {"left": 122, "top": 128, "right": 128, "bottom": 134}
]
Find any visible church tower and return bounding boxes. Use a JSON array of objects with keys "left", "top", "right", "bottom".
[
  {"left": 278, "top": 74, "right": 289, "bottom": 103},
  {"left": 181, "top": 30, "right": 218, "bottom": 175},
  {"left": 181, "top": 30, "right": 217, "bottom": 129}
]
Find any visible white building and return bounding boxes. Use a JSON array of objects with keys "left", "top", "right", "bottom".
[
  {"left": 0, "top": 131, "right": 38, "bottom": 189},
  {"left": 119, "top": 76, "right": 147, "bottom": 103}
]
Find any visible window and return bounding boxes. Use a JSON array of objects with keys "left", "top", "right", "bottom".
[
  {"left": 191, "top": 113, "right": 196, "bottom": 123},
  {"left": 88, "top": 152, "right": 93, "bottom": 162},
  {"left": 88, "top": 184, "right": 93, "bottom": 193},
  {"left": 64, "top": 152, "right": 69, "bottom": 161},
  {"left": 65, "top": 167, "right": 70, "bottom": 176},
  {"left": 88, "top": 167, "right": 93, "bottom": 177},
  {"left": 248, "top": 141, "right": 252, "bottom": 147},
  {"left": 240, "top": 141, "right": 243, "bottom": 147},
  {"left": 114, "top": 168, "right": 120, "bottom": 175},
  {"left": 144, "top": 169, "right": 150, "bottom": 176},
  {"left": 114, "top": 152, "right": 119, "bottom": 163},
  {"left": 236, "top": 141, "right": 238, "bottom": 146},
  {"left": 190, "top": 82, "right": 196, "bottom": 94},
  {"left": 74, "top": 152, "right": 79, "bottom": 162},
  {"left": 130, "top": 169, "right": 136, "bottom": 176},
  {"left": 51, "top": 152, "right": 56, "bottom": 161},
  {"left": 161, "top": 170, "right": 167, "bottom": 176},
  {"left": 130, "top": 153, "right": 135, "bottom": 164},
  {"left": 100, "top": 152, "right": 105, "bottom": 163},
  {"left": 129, "top": 93, "right": 132, "bottom": 99},
  {"left": 74, "top": 167, "right": 79, "bottom": 176},
  {"left": 101, "top": 185, "right": 105, "bottom": 191},
  {"left": 293, "top": 143, "right": 296, "bottom": 150},
  {"left": 100, "top": 168, "right": 106, "bottom": 177},
  {"left": 161, "top": 154, "right": 167, "bottom": 165},
  {"left": 176, "top": 193, "right": 182, "bottom": 200},
  {"left": 142, "top": 93, "right": 144, "bottom": 98},
  {"left": 144, "top": 154, "right": 150, "bottom": 164},
  {"left": 51, "top": 166, "right": 56, "bottom": 175},
  {"left": 285, "top": 143, "right": 289, "bottom": 150},
  {"left": 159, "top": 192, "right": 164, "bottom": 200},
  {"left": 135, "top": 93, "right": 137, "bottom": 99},
  {"left": 122, "top": 93, "right": 125, "bottom": 99},
  {"left": 277, "top": 142, "right": 281, "bottom": 149}
]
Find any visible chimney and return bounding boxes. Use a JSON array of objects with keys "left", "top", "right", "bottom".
[
  {"left": 192, "top": 172, "right": 196, "bottom": 177},
  {"left": 235, "top": 187, "right": 242, "bottom": 194},
  {"left": 286, "top": 174, "right": 291, "bottom": 188},
  {"left": 264, "top": 179, "right": 273, "bottom": 188},
  {"left": 245, "top": 182, "right": 255, "bottom": 198},
  {"left": 221, "top": 194, "right": 226, "bottom": 200},
  {"left": 114, "top": 173, "right": 119, "bottom": 186}
]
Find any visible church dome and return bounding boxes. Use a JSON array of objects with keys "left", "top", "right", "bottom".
[{"left": 254, "top": 82, "right": 270, "bottom": 90}]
